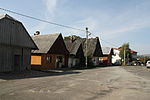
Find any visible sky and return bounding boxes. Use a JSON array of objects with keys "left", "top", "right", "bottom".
[{"left": 0, "top": 0, "right": 150, "bottom": 55}]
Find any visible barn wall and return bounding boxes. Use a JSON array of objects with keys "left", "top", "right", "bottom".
[
  {"left": 0, "top": 16, "right": 36, "bottom": 72},
  {"left": 0, "top": 44, "right": 31, "bottom": 72},
  {"left": 0, "top": 45, "right": 12, "bottom": 72},
  {"left": 0, "top": 18, "right": 36, "bottom": 48},
  {"left": 22, "top": 48, "right": 31, "bottom": 70}
]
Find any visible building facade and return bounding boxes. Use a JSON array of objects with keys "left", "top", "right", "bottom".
[
  {"left": 31, "top": 33, "right": 69, "bottom": 69},
  {"left": 82, "top": 37, "right": 103, "bottom": 66},
  {"left": 0, "top": 14, "right": 38, "bottom": 72},
  {"left": 112, "top": 48, "right": 121, "bottom": 65},
  {"left": 65, "top": 38, "right": 85, "bottom": 68}
]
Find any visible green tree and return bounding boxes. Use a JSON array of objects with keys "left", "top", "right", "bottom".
[
  {"left": 64, "top": 35, "right": 81, "bottom": 40},
  {"left": 119, "top": 43, "right": 132, "bottom": 65},
  {"left": 139, "top": 56, "right": 150, "bottom": 65}
]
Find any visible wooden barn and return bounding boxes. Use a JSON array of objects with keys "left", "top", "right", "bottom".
[
  {"left": 0, "top": 14, "right": 38, "bottom": 72},
  {"left": 31, "top": 33, "right": 69, "bottom": 69},
  {"left": 64, "top": 37, "right": 85, "bottom": 68}
]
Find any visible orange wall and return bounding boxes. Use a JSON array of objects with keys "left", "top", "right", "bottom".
[
  {"left": 31, "top": 56, "right": 41, "bottom": 65},
  {"left": 99, "top": 57, "right": 109, "bottom": 61}
]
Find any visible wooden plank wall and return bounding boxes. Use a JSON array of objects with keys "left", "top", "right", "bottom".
[
  {"left": 0, "top": 18, "right": 36, "bottom": 48},
  {"left": 0, "top": 45, "right": 12, "bottom": 72},
  {"left": 0, "top": 18, "right": 33, "bottom": 72}
]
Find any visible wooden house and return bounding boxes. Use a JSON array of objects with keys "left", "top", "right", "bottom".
[
  {"left": 31, "top": 33, "right": 69, "bottom": 69},
  {"left": 0, "top": 14, "right": 38, "bottom": 72},
  {"left": 81, "top": 37, "right": 103, "bottom": 66},
  {"left": 64, "top": 38, "right": 85, "bottom": 68},
  {"left": 99, "top": 47, "right": 114, "bottom": 66}
]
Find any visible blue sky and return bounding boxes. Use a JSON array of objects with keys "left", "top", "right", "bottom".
[{"left": 0, "top": 0, "right": 150, "bottom": 54}]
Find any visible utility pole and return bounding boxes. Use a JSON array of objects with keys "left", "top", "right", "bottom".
[
  {"left": 85, "top": 27, "right": 88, "bottom": 68},
  {"left": 124, "top": 47, "right": 126, "bottom": 65},
  {"left": 144, "top": 56, "right": 146, "bottom": 66}
]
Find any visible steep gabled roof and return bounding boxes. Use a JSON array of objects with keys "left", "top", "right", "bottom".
[
  {"left": 102, "top": 47, "right": 112, "bottom": 55},
  {"left": 64, "top": 39, "right": 82, "bottom": 55},
  {"left": 0, "top": 14, "right": 38, "bottom": 50},
  {"left": 81, "top": 37, "right": 103, "bottom": 57},
  {"left": 102, "top": 47, "right": 115, "bottom": 56},
  {"left": 32, "top": 33, "right": 60, "bottom": 53},
  {"left": 0, "top": 14, "right": 20, "bottom": 22}
]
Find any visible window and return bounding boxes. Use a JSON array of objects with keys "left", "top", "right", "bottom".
[
  {"left": 57, "top": 56, "right": 63, "bottom": 63},
  {"left": 46, "top": 56, "right": 52, "bottom": 63},
  {"left": 31, "top": 56, "right": 42, "bottom": 65}
]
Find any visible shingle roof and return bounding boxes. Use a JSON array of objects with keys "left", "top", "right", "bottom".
[
  {"left": 64, "top": 39, "right": 82, "bottom": 55},
  {"left": 81, "top": 38, "right": 103, "bottom": 57},
  {"left": 32, "top": 33, "right": 60, "bottom": 53},
  {"left": 102, "top": 47, "right": 112, "bottom": 55},
  {"left": 64, "top": 36, "right": 103, "bottom": 57}
]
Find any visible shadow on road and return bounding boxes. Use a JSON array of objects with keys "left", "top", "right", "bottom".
[
  {"left": 73, "top": 65, "right": 118, "bottom": 70},
  {"left": 0, "top": 69, "right": 81, "bottom": 80}
]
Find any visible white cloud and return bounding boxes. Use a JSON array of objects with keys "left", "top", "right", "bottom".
[
  {"left": 30, "top": 22, "right": 49, "bottom": 35},
  {"left": 81, "top": 5, "right": 150, "bottom": 40},
  {"left": 45, "top": 0, "right": 57, "bottom": 17},
  {"left": 30, "top": 0, "right": 58, "bottom": 34}
]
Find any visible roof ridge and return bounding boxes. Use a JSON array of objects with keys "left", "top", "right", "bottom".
[
  {"left": 32, "top": 33, "right": 60, "bottom": 37},
  {"left": 0, "top": 13, "right": 20, "bottom": 22}
]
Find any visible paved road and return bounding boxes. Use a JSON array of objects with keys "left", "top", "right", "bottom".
[{"left": 0, "top": 66, "right": 150, "bottom": 100}]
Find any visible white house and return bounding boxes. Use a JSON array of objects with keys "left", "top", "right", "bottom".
[{"left": 112, "top": 48, "right": 121, "bottom": 65}]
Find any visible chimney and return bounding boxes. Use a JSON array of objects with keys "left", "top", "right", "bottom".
[{"left": 34, "top": 31, "right": 40, "bottom": 35}]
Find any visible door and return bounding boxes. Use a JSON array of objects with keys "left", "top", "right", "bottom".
[
  {"left": 14, "top": 55, "right": 21, "bottom": 71},
  {"left": 56, "top": 56, "right": 64, "bottom": 68}
]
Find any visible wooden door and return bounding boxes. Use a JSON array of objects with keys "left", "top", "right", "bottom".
[{"left": 14, "top": 55, "right": 21, "bottom": 71}]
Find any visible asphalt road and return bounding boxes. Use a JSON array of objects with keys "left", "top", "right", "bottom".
[{"left": 0, "top": 66, "right": 150, "bottom": 100}]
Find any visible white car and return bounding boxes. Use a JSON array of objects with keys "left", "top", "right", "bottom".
[{"left": 146, "top": 61, "right": 150, "bottom": 68}]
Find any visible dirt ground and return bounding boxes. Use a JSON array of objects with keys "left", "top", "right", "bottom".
[{"left": 0, "top": 66, "right": 150, "bottom": 100}]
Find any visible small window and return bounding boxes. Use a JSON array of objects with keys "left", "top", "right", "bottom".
[
  {"left": 57, "top": 56, "right": 63, "bottom": 63},
  {"left": 46, "top": 56, "right": 52, "bottom": 63}
]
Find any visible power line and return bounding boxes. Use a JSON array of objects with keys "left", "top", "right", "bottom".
[
  {"left": 0, "top": 7, "right": 119, "bottom": 48},
  {"left": 89, "top": 32, "right": 119, "bottom": 47},
  {"left": 0, "top": 7, "right": 85, "bottom": 32},
  {"left": 100, "top": 38, "right": 118, "bottom": 47}
]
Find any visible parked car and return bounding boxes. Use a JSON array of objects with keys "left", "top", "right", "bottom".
[
  {"left": 146, "top": 61, "right": 150, "bottom": 68},
  {"left": 132, "top": 61, "right": 141, "bottom": 66}
]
